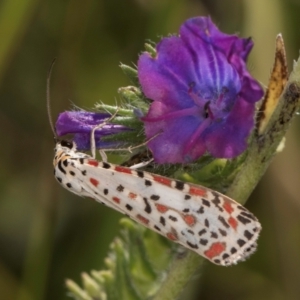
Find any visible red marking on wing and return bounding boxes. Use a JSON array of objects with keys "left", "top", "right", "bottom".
[
  {"left": 155, "top": 203, "right": 169, "bottom": 213},
  {"left": 90, "top": 178, "right": 99, "bottom": 187},
  {"left": 228, "top": 217, "right": 238, "bottom": 230},
  {"left": 189, "top": 186, "right": 207, "bottom": 197},
  {"left": 114, "top": 166, "right": 132, "bottom": 174},
  {"left": 204, "top": 242, "right": 226, "bottom": 259},
  {"left": 223, "top": 199, "right": 234, "bottom": 214},
  {"left": 88, "top": 159, "right": 99, "bottom": 167},
  {"left": 152, "top": 175, "right": 172, "bottom": 187},
  {"left": 113, "top": 197, "right": 120, "bottom": 204},
  {"left": 136, "top": 214, "right": 149, "bottom": 225},
  {"left": 183, "top": 214, "right": 196, "bottom": 227},
  {"left": 167, "top": 232, "right": 178, "bottom": 241},
  {"left": 128, "top": 192, "right": 137, "bottom": 199}
]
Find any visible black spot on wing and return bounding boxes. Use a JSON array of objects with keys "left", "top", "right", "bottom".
[
  {"left": 102, "top": 162, "right": 111, "bottom": 169},
  {"left": 187, "top": 241, "right": 199, "bottom": 249},
  {"left": 244, "top": 230, "right": 253, "bottom": 240},
  {"left": 218, "top": 228, "right": 227, "bottom": 236},
  {"left": 174, "top": 180, "right": 185, "bottom": 190},
  {"left": 202, "top": 198, "right": 210, "bottom": 207},
  {"left": 237, "top": 205, "right": 248, "bottom": 212},
  {"left": 58, "top": 160, "right": 66, "bottom": 174},
  {"left": 211, "top": 232, "right": 218, "bottom": 239},
  {"left": 143, "top": 197, "right": 152, "bottom": 214},
  {"left": 240, "top": 211, "right": 257, "bottom": 221},
  {"left": 145, "top": 179, "right": 152, "bottom": 186},
  {"left": 199, "top": 239, "right": 208, "bottom": 246},
  {"left": 154, "top": 225, "right": 161, "bottom": 231},
  {"left": 117, "top": 185, "right": 124, "bottom": 192},
  {"left": 237, "top": 239, "right": 246, "bottom": 247},
  {"left": 137, "top": 171, "right": 144, "bottom": 178},
  {"left": 204, "top": 219, "right": 209, "bottom": 227},
  {"left": 197, "top": 206, "right": 204, "bottom": 214},
  {"left": 125, "top": 204, "right": 133, "bottom": 211},
  {"left": 218, "top": 216, "right": 230, "bottom": 228},
  {"left": 222, "top": 253, "right": 229, "bottom": 260},
  {"left": 198, "top": 229, "right": 206, "bottom": 236},
  {"left": 237, "top": 215, "right": 251, "bottom": 225},
  {"left": 212, "top": 195, "right": 223, "bottom": 211},
  {"left": 160, "top": 216, "right": 166, "bottom": 226},
  {"left": 169, "top": 216, "right": 177, "bottom": 222}
]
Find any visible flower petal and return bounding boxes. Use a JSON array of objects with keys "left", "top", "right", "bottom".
[
  {"left": 56, "top": 111, "right": 111, "bottom": 136},
  {"left": 138, "top": 16, "right": 264, "bottom": 163},
  {"left": 204, "top": 99, "right": 255, "bottom": 158},
  {"left": 144, "top": 102, "right": 206, "bottom": 163},
  {"left": 138, "top": 37, "right": 197, "bottom": 110},
  {"left": 56, "top": 111, "right": 131, "bottom": 150}
]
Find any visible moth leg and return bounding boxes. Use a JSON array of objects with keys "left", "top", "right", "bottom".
[
  {"left": 99, "top": 149, "right": 108, "bottom": 163},
  {"left": 129, "top": 158, "right": 154, "bottom": 169},
  {"left": 90, "top": 109, "right": 120, "bottom": 158}
]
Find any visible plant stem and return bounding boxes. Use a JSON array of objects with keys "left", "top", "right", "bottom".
[{"left": 152, "top": 251, "right": 203, "bottom": 300}]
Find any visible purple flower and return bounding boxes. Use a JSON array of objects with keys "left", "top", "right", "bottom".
[
  {"left": 138, "top": 17, "right": 264, "bottom": 163},
  {"left": 56, "top": 111, "right": 131, "bottom": 150}
]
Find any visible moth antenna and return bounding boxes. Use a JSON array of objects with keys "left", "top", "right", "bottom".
[{"left": 47, "top": 58, "right": 57, "bottom": 140}]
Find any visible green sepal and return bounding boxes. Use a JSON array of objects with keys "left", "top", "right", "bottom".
[
  {"left": 118, "top": 86, "right": 150, "bottom": 111},
  {"left": 144, "top": 43, "right": 157, "bottom": 57},
  {"left": 119, "top": 63, "right": 139, "bottom": 86}
]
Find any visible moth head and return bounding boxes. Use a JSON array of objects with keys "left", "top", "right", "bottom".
[{"left": 55, "top": 139, "right": 77, "bottom": 153}]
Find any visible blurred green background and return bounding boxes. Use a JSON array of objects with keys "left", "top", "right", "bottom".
[{"left": 1, "top": 0, "right": 300, "bottom": 299}]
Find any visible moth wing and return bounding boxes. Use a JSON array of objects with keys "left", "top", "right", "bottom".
[{"left": 80, "top": 161, "right": 261, "bottom": 266}]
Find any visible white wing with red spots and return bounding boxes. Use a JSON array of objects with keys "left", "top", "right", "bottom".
[{"left": 53, "top": 140, "right": 261, "bottom": 266}]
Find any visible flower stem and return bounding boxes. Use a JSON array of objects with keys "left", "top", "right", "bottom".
[{"left": 152, "top": 251, "right": 203, "bottom": 300}]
